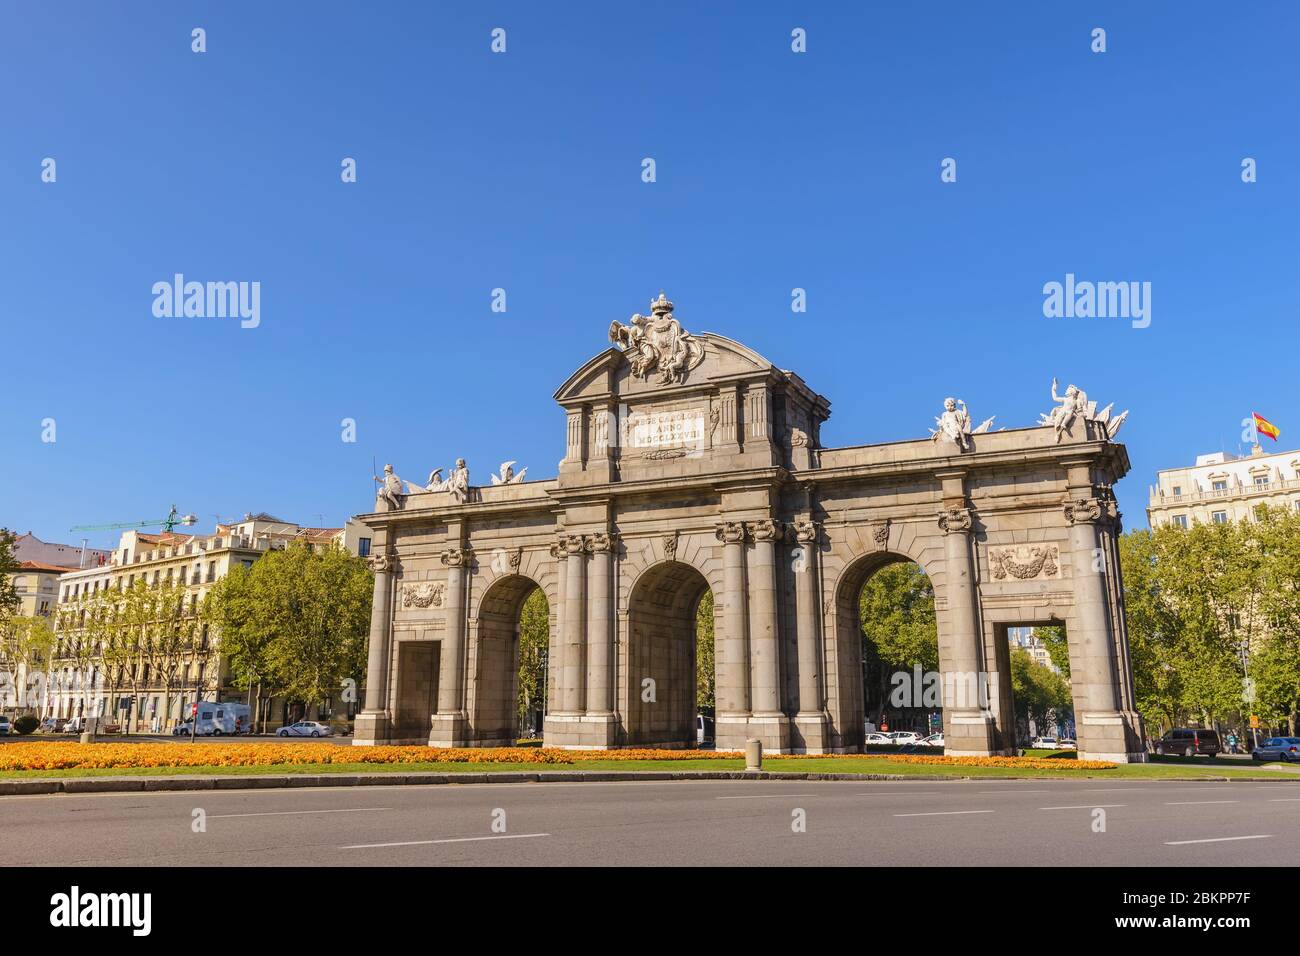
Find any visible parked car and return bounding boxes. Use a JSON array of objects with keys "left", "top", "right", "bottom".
[
  {"left": 864, "top": 732, "right": 891, "bottom": 745},
  {"left": 0, "top": 714, "right": 11, "bottom": 736},
  {"left": 1252, "top": 737, "right": 1300, "bottom": 763},
  {"left": 37, "top": 717, "right": 61, "bottom": 734},
  {"left": 1032, "top": 736, "right": 1059, "bottom": 750},
  {"left": 885, "top": 731, "right": 922, "bottom": 746},
  {"left": 1154, "top": 728, "right": 1220, "bottom": 757},
  {"left": 277, "top": 720, "right": 332, "bottom": 738},
  {"left": 918, "top": 733, "right": 944, "bottom": 747},
  {"left": 1058, "top": 738, "right": 1077, "bottom": 750}
]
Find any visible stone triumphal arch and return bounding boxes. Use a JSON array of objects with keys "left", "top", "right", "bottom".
[{"left": 355, "top": 294, "right": 1146, "bottom": 761}]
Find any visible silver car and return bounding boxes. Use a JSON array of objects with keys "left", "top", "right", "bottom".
[
  {"left": 277, "top": 720, "right": 332, "bottom": 738},
  {"left": 1252, "top": 737, "right": 1300, "bottom": 763}
]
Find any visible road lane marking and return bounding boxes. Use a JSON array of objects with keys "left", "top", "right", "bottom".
[
  {"left": 341, "top": 833, "right": 550, "bottom": 849},
  {"left": 1083, "top": 788, "right": 1149, "bottom": 793},
  {"left": 716, "top": 793, "right": 816, "bottom": 800},
  {"left": 1164, "top": 834, "right": 1271, "bottom": 846},
  {"left": 1165, "top": 800, "right": 1239, "bottom": 805},
  {"left": 893, "top": 810, "right": 994, "bottom": 817},
  {"left": 1039, "top": 804, "right": 1126, "bottom": 810},
  {"left": 979, "top": 789, "right": 1050, "bottom": 794},
  {"left": 210, "top": 807, "right": 392, "bottom": 818},
  {"left": 1268, "top": 798, "right": 1300, "bottom": 802},
  {"left": 856, "top": 791, "right": 941, "bottom": 796}
]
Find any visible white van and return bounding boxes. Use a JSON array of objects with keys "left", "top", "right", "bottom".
[
  {"left": 209, "top": 703, "right": 252, "bottom": 735},
  {"left": 179, "top": 702, "right": 252, "bottom": 736}
]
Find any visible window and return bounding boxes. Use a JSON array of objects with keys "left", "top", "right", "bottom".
[
  {"left": 1171, "top": 514, "right": 1189, "bottom": 528},
  {"left": 1212, "top": 480, "right": 1228, "bottom": 492},
  {"left": 1254, "top": 475, "right": 1270, "bottom": 487},
  {"left": 1171, "top": 485, "right": 1182, "bottom": 497},
  {"left": 1212, "top": 511, "right": 1228, "bottom": 524},
  {"left": 358, "top": 537, "right": 372, "bottom": 558}
]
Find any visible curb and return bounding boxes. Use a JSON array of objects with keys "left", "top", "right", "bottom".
[
  {"left": 1, "top": 769, "right": 1295, "bottom": 797},
  {"left": 0, "top": 769, "right": 938, "bottom": 795}
]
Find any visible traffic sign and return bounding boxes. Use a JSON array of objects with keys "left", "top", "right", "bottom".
[
  {"left": 191, "top": 702, "right": 198, "bottom": 716},
  {"left": 1250, "top": 714, "right": 1260, "bottom": 728}
]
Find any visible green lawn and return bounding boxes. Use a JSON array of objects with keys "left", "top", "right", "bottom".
[{"left": 2, "top": 754, "right": 1295, "bottom": 781}]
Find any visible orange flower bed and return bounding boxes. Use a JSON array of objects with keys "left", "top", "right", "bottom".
[
  {"left": 0, "top": 743, "right": 742, "bottom": 772},
  {"left": 768, "top": 753, "right": 1116, "bottom": 770},
  {"left": 0, "top": 743, "right": 1113, "bottom": 773}
]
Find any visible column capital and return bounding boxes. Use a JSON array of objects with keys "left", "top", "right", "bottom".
[
  {"left": 440, "top": 547, "right": 471, "bottom": 568},
  {"left": 565, "top": 533, "right": 590, "bottom": 555},
  {"left": 793, "top": 518, "right": 821, "bottom": 545},
  {"left": 937, "top": 506, "right": 973, "bottom": 534},
  {"left": 749, "top": 518, "right": 783, "bottom": 543},
  {"left": 1064, "top": 497, "right": 1107, "bottom": 525},
  {"left": 714, "top": 520, "right": 746, "bottom": 545},
  {"left": 367, "top": 551, "right": 397, "bottom": 574},
  {"left": 588, "top": 531, "right": 619, "bottom": 553}
]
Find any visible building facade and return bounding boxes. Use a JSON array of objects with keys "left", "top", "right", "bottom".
[
  {"left": 46, "top": 514, "right": 370, "bottom": 730},
  {"left": 1147, "top": 445, "right": 1300, "bottom": 528},
  {"left": 11, "top": 531, "right": 111, "bottom": 570}
]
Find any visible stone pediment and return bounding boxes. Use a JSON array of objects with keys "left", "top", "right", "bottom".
[
  {"left": 551, "top": 294, "right": 830, "bottom": 484},
  {"left": 553, "top": 333, "right": 776, "bottom": 405}
]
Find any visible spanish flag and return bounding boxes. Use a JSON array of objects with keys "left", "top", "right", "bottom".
[{"left": 1254, "top": 412, "right": 1280, "bottom": 442}]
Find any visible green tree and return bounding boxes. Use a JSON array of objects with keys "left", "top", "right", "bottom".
[
  {"left": 1036, "top": 625, "right": 1071, "bottom": 678},
  {"left": 209, "top": 544, "right": 372, "bottom": 720},
  {"left": 0, "top": 529, "right": 18, "bottom": 622},
  {"left": 860, "top": 562, "right": 938, "bottom": 724},
  {"left": 1009, "top": 647, "right": 1072, "bottom": 738},
  {"left": 1117, "top": 509, "right": 1300, "bottom": 736},
  {"left": 516, "top": 587, "right": 549, "bottom": 733},
  {"left": 695, "top": 589, "right": 715, "bottom": 714},
  {"left": 0, "top": 615, "right": 54, "bottom": 713}
]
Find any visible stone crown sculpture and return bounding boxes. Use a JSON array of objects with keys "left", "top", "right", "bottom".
[{"left": 608, "top": 292, "right": 706, "bottom": 386}]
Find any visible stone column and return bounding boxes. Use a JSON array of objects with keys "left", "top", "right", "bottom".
[
  {"left": 714, "top": 521, "right": 750, "bottom": 749},
  {"left": 354, "top": 550, "right": 395, "bottom": 745},
  {"left": 430, "top": 546, "right": 469, "bottom": 746},
  {"left": 792, "top": 519, "right": 828, "bottom": 751},
  {"left": 561, "top": 534, "right": 587, "bottom": 715},
  {"left": 582, "top": 533, "right": 618, "bottom": 746},
  {"left": 746, "top": 519, "right": 790, "bottom": 751},
  {"left": 937, "top": 505, "right": 1000, "bottom": 757},
  {"left": 1066, "top": 496, "right": 1143, "bottom": 762}
]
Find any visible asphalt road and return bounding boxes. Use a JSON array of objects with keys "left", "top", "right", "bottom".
[{"left": 2, "top": 778, "right": 1297, "bottom": 866}]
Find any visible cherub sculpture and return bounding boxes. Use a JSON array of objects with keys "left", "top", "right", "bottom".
[{"left": 930, "top": 397, "right": 994, "bottom": 452}]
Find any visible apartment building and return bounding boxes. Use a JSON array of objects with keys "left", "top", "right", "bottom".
[
  {"left": 11, "top": 531, "right": 111, "bottom": 570},
  {"left": 1147, "top": 444, "right": 1300, "bottom": 528},
  {"left": 48, "top": 513, "right": 370, "bottom": 731},
  {"left": 1007, "top": 626, "right": 1061, "bottom": 675}
]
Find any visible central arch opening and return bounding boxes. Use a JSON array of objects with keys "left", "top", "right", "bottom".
[
  {"left": 834, "top": 553, "right": 940, "bottom": 750},
  {"left": 625, "top": 561, "right": 712, "bottom": 748}
]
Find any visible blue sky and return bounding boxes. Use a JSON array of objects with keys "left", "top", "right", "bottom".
[{"left": 2, "top": 2, "right": 1296, "bottom": 548}]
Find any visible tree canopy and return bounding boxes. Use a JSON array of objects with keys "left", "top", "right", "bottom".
[{"left": 208, "top": 544, "right": 372, "bottom": 712}]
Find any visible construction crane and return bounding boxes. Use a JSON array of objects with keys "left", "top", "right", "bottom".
[{"left": 70, "top": 504, "right": 198, "bottom": 534}]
